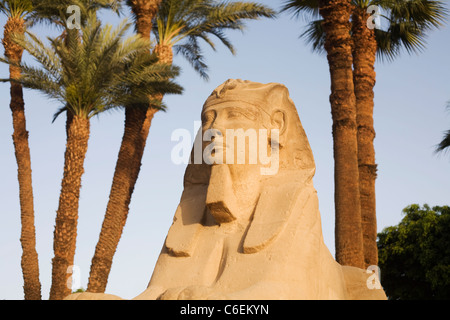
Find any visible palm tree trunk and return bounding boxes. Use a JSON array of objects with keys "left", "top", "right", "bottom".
[
  {"left": 130, "top": 0, "right": 161, "bottom": 40},
  {"left": 87, "top": 46, "right": 173, "bottom": 294},
  {"left": 352, "top": 7, "right": 378, "bottom": 268},
  {"left": 87, "top": 0, "right": 162, "bottom": 293},
  {"left": 3, "top": 17, "right": 42, "bottom": 300},
  {"left": 154, "top": 43, "right": 173, "bottom": 65},
  {"left": 319, "top": 0, "right": 364, "bottom": 268},
  {"left": 87, "top": 106, "right": 156, "bottom": 293},
  {"left": 50, "top": 114, "right": 90, "bottom": 300}
]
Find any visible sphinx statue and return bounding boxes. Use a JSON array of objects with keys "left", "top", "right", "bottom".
[
  {"left": 67, "top": 79, "right": 386, "bottom": 300},
  {"left": 134, "top": 79, "right": 386, "bottom": 300}
]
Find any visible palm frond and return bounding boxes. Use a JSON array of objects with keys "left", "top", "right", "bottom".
[
  {"left": 280, "top": 0, "right": 320, "bottom": 21},
  {"left": 152, "top": 0, "right": 275, "bottom": 78},
  {"left": 301, "top": 18, "right": 326, "bottom": 55},
  {"left": 207, "top": 1, "right": 277, "bottom": 26},
  {"left": 436, "top": 130, "right": 450, "bottom": 154},
  {"left": 16, "top": 62, "right": 65, "bottom": 103},
  {"left": 52, "top": 106, "right": 68, "bottom": 123},
  {"left": 13, "top": 31, "right": 63, "bottom": 79},
  {"left": 1, "top": 13, "right": 183, "bottom": 120},
  {"left": 377, "top": 0, "right": 448, "bottom": 29},
  {"left": 374, "top": 0, "right": 448, "bottom": 61},
  {"left": 375, "top": 20, "right": 427, "bottom": 61},
  {"left": 206, "top": 28, "right": 235, "bottom": 54},
  {"left": 27, "top": 0, "right": 121, "bottom": 28},
  {"left": 174, "top": 41, "right": 209, "bottom": 80},
  {"left": 0, "top": 0, "right": 33, "bottom": 18},
  {"left": 435, "top": 101, "right": 450, "bottom": 154},
  {"left": 284, "top": 0, "right": 448, "bottom": 61}
]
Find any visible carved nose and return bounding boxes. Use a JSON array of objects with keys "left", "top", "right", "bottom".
[
  {"left": 209, "top": 128, "right": 224, "bottom": 142},
  {"left": 210, "top": 120, "right": 220, "bottom": 131},
  {"left": 208, "top": 120, "right": 226, "bottom": 138}
]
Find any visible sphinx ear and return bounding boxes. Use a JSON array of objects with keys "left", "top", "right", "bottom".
[
  {"left": 271, "top": 110, "right": 287, "bottom": 136},
  {"left": 269, "top": 110, "right": 286, "bottom": 148}
]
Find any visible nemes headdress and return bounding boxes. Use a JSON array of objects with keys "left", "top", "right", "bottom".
[{"left": 203, "top": 79, "right": 288, "bottom": 117}]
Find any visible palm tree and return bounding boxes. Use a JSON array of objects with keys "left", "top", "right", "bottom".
[
  {"left": 3, "top": 11, "right": 182, "bottom": 300},
  {"left": 351, "top": 3, "right": 378, "bottom": 269},
  {"left": 318, "top": 0, "right": 365, "bottom": 268},
  {"left": 282, "top": 0, "right": 448, "bottom": 268},
  {"left": 86, "top": 0, "right": 164, "bottom": 295},
  {"left": 436, "top": 102, "right": 450, "bottom": 154},
  {"left": 86, "top": 0, "right": 276, "bottom": 293},
  {"left": 284, "top": 0, "right": 364, "bottom": 268},
  {"left": 353, "top": 0, "right": 447, "bottom": 268},
  {"left": 1, "top": 0, "right": 123, "bottom": 301},
  {"left": 0, "top": 0, "right": 41, "bottom": 300}
]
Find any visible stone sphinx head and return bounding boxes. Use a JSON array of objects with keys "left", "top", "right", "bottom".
[
  {"left": 183, "top": 79, "right": 317, "bottom": 224},
  {"left": 168, "top": 79, "right": 318, "bottom": 254},
  {"left": 187, "top": 79, "right": 315, "bottom": 181}
]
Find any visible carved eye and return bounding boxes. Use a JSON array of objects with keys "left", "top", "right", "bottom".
[
  {"left": 202, "top": 110, "right": 216, "bottom": 125},
  {"left": 227, "top": 108, "right": 257, "bottom": 121},
  {"left": 227, "top": 109, "right": 243, "bottom": 119}
]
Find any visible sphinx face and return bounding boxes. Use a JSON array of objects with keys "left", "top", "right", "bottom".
[{"left": 201, "top": 101, "right": 273, "bottom": 170}]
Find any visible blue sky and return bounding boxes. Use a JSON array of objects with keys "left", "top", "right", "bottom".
[{"left": 1, "top": 1, "right": 449, "bottom": 300}]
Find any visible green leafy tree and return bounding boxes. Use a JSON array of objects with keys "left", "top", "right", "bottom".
[
  {"left": 378, "top": 204, "right": 450, "bottom": 300},
  {"left": 282, "top": 0, "right": 448, "bottom": 268},
  {"left": 87, "top": 0, "right": 276, "bottom": 293},
  {"left": 2, "top": 10, "right": 182, "bottom": 299}
]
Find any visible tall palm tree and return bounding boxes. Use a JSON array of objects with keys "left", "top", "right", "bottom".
[
  {"left": 319, "top": 0, "right": 365, "bottom": 268},
  {"left": 0, "top": 0, "right": 41, "bottom": 300},
  {"left": 355, "top": 0, "right": 447, "bottom": 268},
  {"left": 282, "top": 0, "right": 447, "bottom": 268},
  {"left": 3, "top": 11, "right": 182, "bottom": 299},
  {"left": 351, "top": 3, "right": 378, "bottom": 269},
  {"left": 86, "top": 0, "right": 163, "bottom": 295},
  {"left": 1, "top": 0, "right": 123, "bottom": 301},
  {"left": 87, "top": 0, "right": 276, "bottom": 293}
]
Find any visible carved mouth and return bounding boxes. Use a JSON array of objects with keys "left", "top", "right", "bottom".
[{"left": 209, "top": 142, "right": 226, "bottom": 154}]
